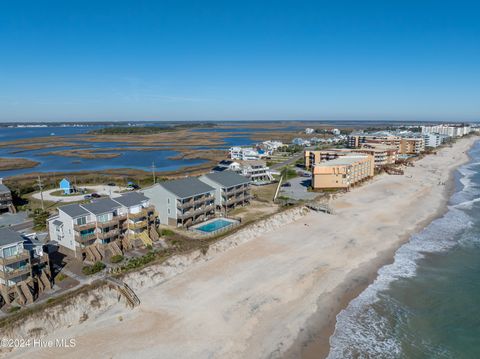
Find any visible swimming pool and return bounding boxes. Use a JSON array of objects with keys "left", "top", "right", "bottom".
[{"left": 194, "top": 219, "right": 234, "bottom": 233}]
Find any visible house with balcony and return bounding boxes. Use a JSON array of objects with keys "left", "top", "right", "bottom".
[
  {"left": 143, "top": 177, "right": 216, "bottom": 228},
  {"left": 199, "top": 172, "right": 251, "bottom": 213},
  {"left": 0, "top": 180, "right": 15, "bottom": 214},
  {"left": 212, "top": 159, "right": 273, "bottom": 183},
  {"left": 0, "top": 228, "right": 51, "bottom": 307},
  {"left": 48, "top": 192, "right": 158, "bottom": 262}
]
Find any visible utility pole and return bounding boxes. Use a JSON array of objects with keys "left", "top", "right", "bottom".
[
  {"left": 37, "top": 175, "right": 45, "bottom": 210},
  {"left": 152, "top": 161, "right": 156, "bottom": 184}
]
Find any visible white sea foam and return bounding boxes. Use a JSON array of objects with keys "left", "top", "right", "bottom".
[{"left": 327, "top": 150, "right": 480, "bottom": 359}]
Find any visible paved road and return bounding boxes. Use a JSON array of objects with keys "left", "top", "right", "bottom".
[
  {"left": 271, "top": 152, "right": 304, "bottom": 170},
  {"left": 32, "top": 185, "right": 128, "bottom": 203}
]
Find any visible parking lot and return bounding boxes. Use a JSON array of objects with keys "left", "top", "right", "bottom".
[{"left": 279, "top": 172, "right": 319, "bottom": 201}]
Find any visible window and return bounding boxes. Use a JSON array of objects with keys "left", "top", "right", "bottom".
[
  {"left": 2, "top": 245, "right": 18, "bottom": 258},
  {"left": 167, "top": 198, "right": 170, "bottom": 204},
  {"left": 168, "top": 209, "right": 171, "bottom": 215},
  {"left": 76, "top": 217, "right": 87, "bottom": 225},
  {"left": 97, "top": 214, "right": 109, "bottom": 223}
]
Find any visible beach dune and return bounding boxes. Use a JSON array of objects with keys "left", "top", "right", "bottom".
[{"left": 12, "top": 136, "right": 478, "bottom": 359}]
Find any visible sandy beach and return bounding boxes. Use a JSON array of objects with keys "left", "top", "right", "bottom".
[{"left": 11, "top": 136, "right": 478, "bottom": 359}]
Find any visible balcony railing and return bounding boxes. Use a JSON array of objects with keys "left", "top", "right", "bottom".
[
  {"left": 74, "top": 222, "right": 96, "bottom": 231},
  {"left": 97, "top": 218, "right": 121, "bottom": 228},
  {"left": 129, "top": 220, "right": 148, "bottom": 229},
  {"left": 177, "top": 204, "right": 215, "bottom": 219},
  {"left": 177, "top": 196, "right": 213, "bottom": 209},
  {"left": 0, "top": 266, "right": 31, "bottom": 280},
  {"left": 75, "top": 232, "right": 97, "bottom": 243},
  {"left": 98, "top": 229, "right": 119, "bottom": 240},
  {"left": 0, "top": 252, "right": 30, "bottom": 266}
]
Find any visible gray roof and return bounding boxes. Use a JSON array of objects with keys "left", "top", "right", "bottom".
[
  {"left": 82, "top": 198, "right": 122, "bottom": 215},
  {"left": 202, "top": 172, "right": 250, "bottom": 188},
  {"left": 0, "top": 228, "right": 25, "bottom": 247},
  {"left": 159, "top": 177, "right": 215, "bottom": 199},
  {"left": 0, "top": 183, "right": 10, "bottom": 194},
  {"left": 52, "top": 219, "right": 63, "bottom": 226},
  {"left": 113, "top": 192, "right": 149, "bottom": 207},
  {"left": 58, "top": 204, "right": 90, "bottom": 218}
]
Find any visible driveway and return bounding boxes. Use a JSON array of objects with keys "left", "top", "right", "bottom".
[
  {"left": 32, "top": 185, "right": 128, "bottom": 203},
  {"left": 279, "top": 175, "right": 318, "bottom": 201}
]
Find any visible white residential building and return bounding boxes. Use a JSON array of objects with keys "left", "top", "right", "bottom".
[
  {"left": 421, "top": 124, "right": 471, "bottom": 138},
  {"left": 213, "top": 160, "right": 274, "bottom": 183},
  {"left": 48, "top": 192, "right": 157, "bottom": 260},
  {"left": 229, "top": 147, "right": 263, "bottom": 160}
]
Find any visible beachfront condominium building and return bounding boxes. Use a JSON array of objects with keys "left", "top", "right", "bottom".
[
  {"left": 199, "top": 172, "right": 251, "bottom": 213},
  {"left": 143, "top": 177, "right": 216, "bottom": 228},
  {"left": 305, "top": 147, "right": 397, "bottom": 169},
  {"left": 212, "top": 160, "right": 274, "bottom": 183},
  {"left": 347, "top": 134, "right": 401, "bottom": 149},
  {"left": 48, "top": 192, "right": 157, "bottom": 261},
  {"left": 0, "top": 228, "right": 51, "bottom": 306},
  {"left": 421, "top": 124, "right": 471, "bottom": 138},
  {"left": 423, "top": 133, "right": 447, "bottom": 148},
  {"left": 312, "top": 155, "right": 374, "bottom": 190},
  {"left": 353, "top": 145, "right": 398, "bottom": 167},
  {"left": 0, "top": 180, "right": 15, "bottom": 214},
  {"left": 399, "top": 138, "right": 425, "bottom": 154}
]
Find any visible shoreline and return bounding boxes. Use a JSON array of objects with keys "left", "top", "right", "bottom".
[
  {"left": 288, "top": 138, "right": 476, "bottom": 359},
  {"left": 7, "top": 136, "right": 479, "bottom": 359}
]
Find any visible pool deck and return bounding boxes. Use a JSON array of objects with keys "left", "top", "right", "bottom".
[{"left": 190, "top": 217, "right": 239, "bottom": 236}]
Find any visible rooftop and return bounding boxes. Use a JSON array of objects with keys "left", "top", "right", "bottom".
[
  {"left": 0, "top": 228, "right": 26, "bottom": 247},
  {"left": 58, "top": 203, "right": 90, "bottom": 218},
  {"left": 315, "top": 155, "right": 369, "bottom": 167},
  {"left": 113, "top": 192, "right": 149, "bottom": 207},
  {"left": 82, "top": 198, "right": 122, "bottom": 215},
  {"left": 159, "top": 177, "right": 215, "bottom": 198},
  {"left": 0, "top": 183, "right": 10, "bottom": 194},
  {"left": 202, "top": 171, "right": 250, "bottom": 188}
]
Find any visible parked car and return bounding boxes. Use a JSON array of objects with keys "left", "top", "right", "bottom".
[
  {"left": 84, "top": 194, "right": 92, "bottom": 200},
  {"left": 91, "top": 193, "right": 101, "bottom": 198},
  {"left": 107, "top": 182, "right": 116, "bottom": 186},
  {"left": 281, "top": 182, "right": 292, "bottom": 187},
  {"left": 302, "top": 172, "right": 311, "bottom": 177}
]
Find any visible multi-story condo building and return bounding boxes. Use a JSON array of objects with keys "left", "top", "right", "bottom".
[
  {"left": 0, "top": 180, "right": 15, "bottom": 214},
  {"left": 0, "top": 228, "right": 51, "bottom": 306},
  {"left": 421, "top": 124, "right": 471, "bottom": 138},
  {"left": 143, "top": 178, "right": 216, "bottom": 228},
  {"left": 213, "top": 160, "right": 273, "bottom": 183},
  {"left": 423, "top": 133, "right": 447, "bottom": 148},
  {"left": 48, "top": 192, "right": 157, "bottom": 261},
  {"left": 305, "top": 147, "right": 397, "bottom": 169},
  {"left": 199, "top": 172, "right": 251, "bottom": 213},
  {"left": 399, "top": 138, "right": 425, "bottom": 154},
  {"left": 347, "top": 134, "right": 401, "bottom": 149},
  {"left": 312, "top": 155, "right": 374, "bottom": 190}
]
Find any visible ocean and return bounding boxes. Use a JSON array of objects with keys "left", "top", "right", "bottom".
[{"left": 327, "top": 140, "right": 480, "bottom": 359}]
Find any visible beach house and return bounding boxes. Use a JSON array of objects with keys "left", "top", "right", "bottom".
[
  {"left": 48, "top": 192, "right": 158, "bottom": 261},
  {"left": 0, "top": 228, "right": 51, "bottom": 306},
  {"left": 311, "top": 154, "right": 374, "bottom": 190},
  {"left": 0, "top": 179, "right": 15, "bottom": 214},
  {"left": 199, "top": 172, "right": 251, "bottom": 213},
  {"left": 59, "top": 178, "right": 72, "bottom": 195},
  {"left": 212, "top": 159, "right": 274, "bottom": 183},
  {"left": 143, "top": 178, "right": 216, "bottom": 228},
  {"left": 347, "top": 133, "right": 401, "bottom": 149}
]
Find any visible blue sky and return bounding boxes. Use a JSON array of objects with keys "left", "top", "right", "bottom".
[{"left": 0, "top": 0, "right": 479, "bottom": 122}]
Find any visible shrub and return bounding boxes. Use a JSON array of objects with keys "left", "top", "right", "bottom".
[
  {"left": 55, "top": 273, "right": 67, "bottom": 282},
  {"left": 82, "top": 261, "right": 106, "bottom": 275},
  {"left": 110, "top": 255, "right": 124, "bottom": 264},
  {"left": 159, "top": 229, "right": 174, "bottom": 237}
]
